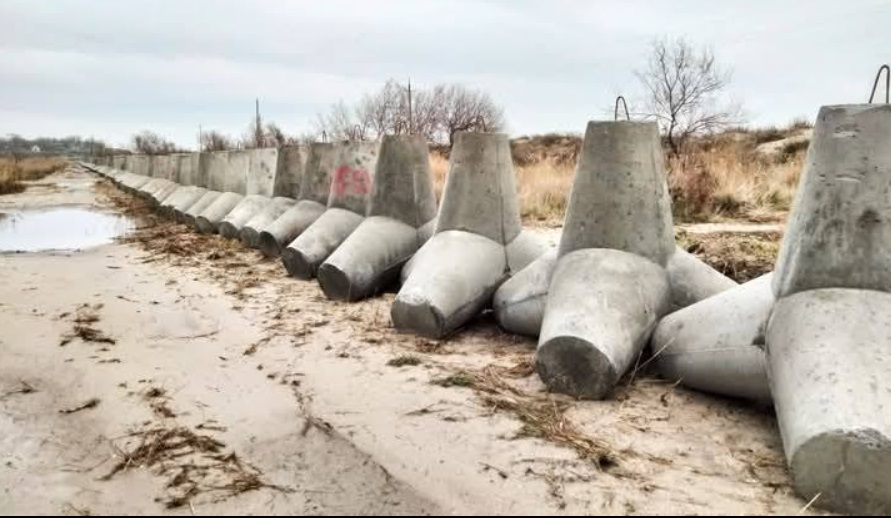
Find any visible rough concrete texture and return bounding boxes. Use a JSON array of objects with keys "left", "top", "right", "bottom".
[
  {"left": 224, "top": 151, "right": 250, "bottom": 194},
  {"left": 318, "top": 216, "right": 419, "bottom": 301},
  {"left": 258, "top": 200, "right": 327, "bottom": 258},
  {"left": 139, "top": 178, "right": 176, "bottom": 200},
  {"left": 246, "top": 148, "right": 278, "bottom": 197},
  {"left": 272, "top": 146, "right": 305, "bottom": 198},
  {"left": 767, "top": 288, "right": 891, "bottom": 515},
  {"left": 495, "top": 247, "right": 736, "bottom": 338},
  {"left": 393, "top": 132, "right": 544, "bottom": 339},
  {"left": 434, "top": 132, "right": 521, "bottom": 244},
  {"left": 367, "top": 135, "right": 437, "bottom": 227},
  {"left": 392, "top": 230, "right": 507, "bottom": 338},
  {"left": 327, "top": 141, "right": 380, "bottom": 214},
  {"left": 536, "top": 249, "right": 671, "bottom": 399},
  {"left": 218, "top": 195, "right": 270, "bottom": 239},
  {"left": 278, "top": 142, "right": 380, "bottom": 278},
  {"left": 316, "top": 135, "right": 437, "bottom": 301},
  {"left": 183, "top": 191, "right": 223, "bottom": 226},
  {"left": 256, "top": 143, "right": 337, "bottom": 257},
  {"left": 652, "top": 273, "right": 773, "bottom": 402},
  {"left": 129, "top": 155, "right": 152, "bottom": 178},
  {"left": 195, "top": 192, "right": 245, "bottom": 234},
  {"left": 167, "top": 186, "right": 209, "bottom": 221},
  {"left": 506, "top": 230, "right": 549, "bottom": 272},
  {"left": 666, "top": 249, "right": 738, "bottom": 309},
  {"left": 202, "top": 151, "right": 231, "bottom": 192},
  {"left": 774, "top": 104, "right": 891, "bottom": 298},
  {"left": 150, "top": 182, "right": 181, "bottom": 207},
  {"left": 281, "top": 208, "right": 365, "bottom": 279},
  {"left": 151, "top": 154, "right": 178, "bottom": 181},
  {"left": 158, "top": 185, "right": 202, "bottom": 217},
  {"left": 176, "top": 153, "right": 201, "bottom": 186},
  {"left": 134, "top": 178, "right": 165, "bottom": 198},
  {"left": 240, "top": 197, "right": 296, "bottom": 248},
  {"left": 559, "top": 121, "right": 674, "bottom": 265},
  {"left": 493, "top": 250, "right": 558, "bottom": 338}
]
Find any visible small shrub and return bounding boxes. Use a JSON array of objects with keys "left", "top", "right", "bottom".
[{"left": 387, "top": 355, "right": 422, "bottom": 367}]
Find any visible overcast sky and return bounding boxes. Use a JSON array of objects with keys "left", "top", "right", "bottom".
[{"left": 1, "top": 0, "right": 889, "bottom": 149}]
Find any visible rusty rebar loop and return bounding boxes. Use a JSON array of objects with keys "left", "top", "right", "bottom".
[
  {"left": 615, "top": 96, "right": 630, "bottom": 121},
  {"left": 869, "top": 64, "right": 890, "bottom": 104}
]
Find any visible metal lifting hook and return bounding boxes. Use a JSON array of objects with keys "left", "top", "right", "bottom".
[
  {"left": 869, "top": 64, "right": 890, "bottom": 104},
  {"left": 615, "top": 96, "right": 630, "bottom": 121}
]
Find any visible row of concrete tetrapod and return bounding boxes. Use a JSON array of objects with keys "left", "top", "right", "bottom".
[{"left": 83, "top": 105, "right": 890, "bottom": 515}]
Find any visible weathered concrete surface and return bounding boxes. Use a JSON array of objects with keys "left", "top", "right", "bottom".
[
  {"left": 506, "top": 230, "right": 549, "bottom": 272},
  {"left": 218, "top": 195, "right": 270, "bottom": 239},
  {"left": 393, "top": 132, "right": 540, "bottom": 339},
  {"left": 272, "top": 146, "right": 305, "bottom": 198},
  {"left": 434, "top": 133, "right": 521, "bottom": 244},
  {"left": 493, "top": 250, "right": 558, "bottom": 338},
  {"left": 195, "top": 192, "right": 244, "bottom": 234},
  {"left": 536, "top": 249, "right": 671, "bottom": 399},
  {"left": 559, "top": 121, "right": 674, "bottom": 265},
  {"left": 246, "top": 148, "right": 278, "bottom": 197},
  {"left": 183, "top": 191, "right": 223, "bottom": 226},
  {"left": 666, "top": 249, "right": 738, "bottom": 309},
  {"left": 257, "top": 143, "right": 337, "bottom": 257},
  {"left": 202, "top": 151, "right": 231, "bottom": 192},
  {"left": 767, "top": 288, "right": 891, "bottom": 515},
  {"left": 652, "top": 273, "right": 773, "bottom": 402},
  {"left": 318, "top": 216, "right": 419, "bottom": 301},
  {"left": 392, "top": 231, "right": 507, "bottom": 338},
  {"left": 129, "top": 155, "right": 152, "bottom": 178},
  {"left": 258, "top": 200, "right": 327, "bottom": 258},
  {"left": 135, "top": 178, "right": 168, "bottom": 199},
  {"left": 175, "top": 153, "right": 201, "bottom": 186},
  {"left": 224, "top": 151, "right": 251, "bottom": 194},
  {"left": 494, "top": 247, "right": 736, "bottom": 338},
  {"left": 317, "top": 135, "right": 436, "bottom": 301},
  {"left": 159, "top": 185, "right": 204, "bottom": 218},
  {"left": 151, "top": 154, "right": 178, "bottom": 181},
  {"left": 150, "top": 182, "right": 181, "bottom": 207},
  {"left": 774, "top": 104, "right": 891, "bottom": 297},
  {"left": 167, "top": 186, "right": 209, "bottom": 221},
  {"left": 279, "top": 141, "right": 380, "bottom": 278},
  {"left": 240, "top": 197, "right": 296, "bottom": 248},
  {"left": 281, "top": 208, "right": 365, "bottom": 279}
]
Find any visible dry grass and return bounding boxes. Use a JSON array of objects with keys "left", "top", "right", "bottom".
[
  {"left": 431, "top": 125, "right": 806, "bottom": 225},
  {"left": 0, "top": 157, "right": 66, "bottom": 195},
  {"left": 679, "top": 230, "right": 781, "bottom": 282}
]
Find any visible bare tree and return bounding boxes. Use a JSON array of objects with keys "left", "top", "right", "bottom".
[
  {"left": 200, "top": 130, "right": 235, "bottom": 152},
  {"left": 313, "top": 80, "right": 505, "bottom": 146},
  {"left": 438, "top": 84, "right": 504, "bottom": 146},
  {"left": 635, "top": 37, "right": 742, "bottom": 155},
  {"left": 131, "top": 131, "right": 179, "bottom": 155}
]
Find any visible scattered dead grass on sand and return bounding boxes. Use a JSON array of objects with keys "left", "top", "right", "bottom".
[
  {"left": 103, "top": 424, "right": 288, "bottom": 509},
  {"left": 678, "top": 230, "right": 781, "bottom": 282},
  {"left": 60, "top": 304, "right": 116, "bottom": 346}
]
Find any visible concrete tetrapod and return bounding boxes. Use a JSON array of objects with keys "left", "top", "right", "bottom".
[
  {"left": 195, "top": 193, "right": 244, "bottom": 234},
  {"left": 391, "top": 132, "right": 546, "bottom": 339},
  {"left": 240, "top": 197, "right": 296, "bottom": 248},
  {"left": 183, "top": 191, "right": 223, "bottom": 226},
  {"left": 281, "top": 141, "right": 379, "bottom": 279},
  {"left": 767, "top": 288, "right": 891, "bottom": 515},
  {"left": 259, "top": 143, "right": 337, "bottom": 258},
  {"left": 317, "top": 134, "right": 437, "bottom": 301},
  {"left": 160, "top": 186, "right": 207, "bottom": 219},
  {"left": 218, "top": 195, "right": 269, "bottom": 238},
  {"left": 650, "top": 273, "right": 773, "bottom": 402},
  {"left": 494, "top": 246, "right": 736, "bottom": 338},
  {"left": 764, "top": 104, "right": 891, "bottom": 515},
  {"left": 534, "top": 121, "right": 676, "bottom": 399}
]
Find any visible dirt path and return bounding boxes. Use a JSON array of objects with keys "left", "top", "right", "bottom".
[{"left": 0, "top": 166, "right": 824, "bottom": 515}]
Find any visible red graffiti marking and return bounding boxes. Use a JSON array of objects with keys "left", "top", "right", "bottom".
[{"left": 332, "top": 166, "right": 371, "bottom": 196}]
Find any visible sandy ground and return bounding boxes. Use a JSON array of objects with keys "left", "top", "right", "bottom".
[{"left": 0, "top": 166, "right": 827, "bottom": 515}]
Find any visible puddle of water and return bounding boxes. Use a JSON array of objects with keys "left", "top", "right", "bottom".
[{"left": 0, "top": 208, "right": 134, "bottom": 253}]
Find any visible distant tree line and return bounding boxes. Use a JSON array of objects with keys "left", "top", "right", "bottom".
[{"left": 0, "top": 134, "right": 111, "bottom": 156}]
